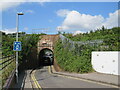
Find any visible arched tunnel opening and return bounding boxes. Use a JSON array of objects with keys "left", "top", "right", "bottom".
[{"left": 39, "top": 48, "right": 54, "bottom": 66}]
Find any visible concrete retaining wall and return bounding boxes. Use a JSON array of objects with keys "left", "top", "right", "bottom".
[{"left": 92, "top": 51, "right": 120, "bottom": 75}]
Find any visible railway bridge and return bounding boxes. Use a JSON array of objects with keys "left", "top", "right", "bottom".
[{"left": 37, "top": 35, "right": 59, "bottom": 65}]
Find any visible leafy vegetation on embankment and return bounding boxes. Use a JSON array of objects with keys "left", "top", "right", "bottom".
[
  {"left": 2, "top": 33, "right": 42, "bottom": 62},
  {"left": 18, "top": 34, "right": 41, "bottom": 63},
  {"left": 54, "top": 39, "right": 94, "bottom": 73},
  {"left": 1, "top": 32, "right": 43, "bottom": 86},
  {"left": 64, "top": 27, "right": 120, "bottom": 51},
  {"left": 54, "top": 27, "right": 120, "bottom": 73}
]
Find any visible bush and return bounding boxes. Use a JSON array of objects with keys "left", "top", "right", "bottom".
[
  {"left": 54, "top": 27, "right": 119, "bottom": 73},
  {"left": 54, "top": 39, "right": 94, "bottom": 73}
]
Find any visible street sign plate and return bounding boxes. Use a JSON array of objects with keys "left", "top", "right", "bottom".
[{"left": 13, "top": 42, "right": 21, "bottom": 51}]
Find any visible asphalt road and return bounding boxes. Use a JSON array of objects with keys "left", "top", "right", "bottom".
[{"left": 34, "top": 65, "right": 117, "bottom": 89}]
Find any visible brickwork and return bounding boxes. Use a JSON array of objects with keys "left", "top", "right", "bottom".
[{"left": 37, "top": 35, "right": 59, "bottom": 53}]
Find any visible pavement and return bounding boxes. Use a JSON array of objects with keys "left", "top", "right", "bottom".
[
  {"left": 23, "top": 70, "right": 33, "bottom": 88},
  {"left": 51, "top": 65, "right": 119, "bottom": 87},
  {"left": 14, "top": 69, "right": 33, "bottom": 89}
]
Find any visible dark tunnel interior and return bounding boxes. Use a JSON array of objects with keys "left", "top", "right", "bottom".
[{"left": 39, "top": 48, "right": 54, "bottom": 66}]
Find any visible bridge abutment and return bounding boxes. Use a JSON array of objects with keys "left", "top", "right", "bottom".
[{"left": 37, "top": 35, "right": 59, "bottom": 66}]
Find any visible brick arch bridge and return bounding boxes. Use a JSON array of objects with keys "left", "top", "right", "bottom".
[
  {"left": 37, "top": 35, "right": 59, "bottom": 65},
  {"left": 37, "top": 35, "right": 59, "bottom": 53}
]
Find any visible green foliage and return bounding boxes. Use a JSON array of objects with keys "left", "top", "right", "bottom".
[
  {"left": 54, "top": 27, "right": 120, "bottom": 74},
  {"left": 1, "top": 33, "right": 41, "bottom": 86},
  {"left": 64, "top": 27, "right": 120, "bottom": 51},
  {"left": 54, "top": 39, "right": 93, "bottom": 73},
  {"left": 1, "top": 56, "right": 16, "bottom": 86},
  {"left": 2, "top": 33, "right": 41, "bottom": 59},
  {"left": 2, "top": 35, "right": 15, "bottom": 56},
  {"left": 18, "top": 34, "right": 41, "bottom": 64}
]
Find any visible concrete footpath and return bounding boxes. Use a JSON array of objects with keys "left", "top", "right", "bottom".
[
  {"left": 14, "top": 70, "right": 33, "bottom": 89},
  {"left": 51, "top": 65, "right": 120, "bottom": 87}
]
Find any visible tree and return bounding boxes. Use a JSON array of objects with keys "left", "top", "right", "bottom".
[
  {"left": 58, "top": 31, "right": 62, "bottom": 34},
  {"left": 102, "top": 26, "right": 105, "bottom": 31}
]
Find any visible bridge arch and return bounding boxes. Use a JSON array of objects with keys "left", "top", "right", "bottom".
[{"left": 39, "top": 48, "right": 54, "bottom": 66}]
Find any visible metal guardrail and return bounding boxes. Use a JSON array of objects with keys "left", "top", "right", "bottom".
[
  {"left": 59, "top": 34, "right": 110, "bottom": 54},
  {"left": 59, "top": 34, "right": 103, "bottom": 48},
  {"left": 60, "top": 34, "right": 103, "bottom": 45},
  {"left": 0, "top": 55, "right": 15, "bottom": 71},
  {"left": 0, "top": 54, "right": 16, "bottom": 87}
]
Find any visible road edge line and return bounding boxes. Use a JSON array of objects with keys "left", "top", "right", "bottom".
[
  {"left": 49, "top": 66, "right": 119, "bottom": 88},
  {"left": 31, "top": 70, "right": 42, "bottom": 90}
]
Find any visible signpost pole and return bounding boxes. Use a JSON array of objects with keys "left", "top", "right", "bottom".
[
  {"left": 15, "top": 12, "right": 23, "bottom": 83},
  {"left": 16, "top": 13, "right": 19, "bottom": 83}
]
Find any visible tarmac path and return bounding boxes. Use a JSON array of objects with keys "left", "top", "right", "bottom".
[{"left": 33, "top": 65, "right": 117, "bottom": 89}]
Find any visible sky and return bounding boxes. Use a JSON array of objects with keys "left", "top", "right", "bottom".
[{"left": 0, "top": 1, "right": 119, "bottom": 35}]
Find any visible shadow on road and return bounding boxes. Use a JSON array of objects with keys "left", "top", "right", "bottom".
[
  {"left": 14, "top": 68, "right": 27, "bottom": 88},
  {"left": 14, "top": 58, "right": 53, "bottom": 88},
  {"left": 13, "top": 46, "right": 54, "bottom": 89}
]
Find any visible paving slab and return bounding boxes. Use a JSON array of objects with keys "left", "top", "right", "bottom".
[{"left": 24, "top": 70, "right": 32, "bottom": 88}]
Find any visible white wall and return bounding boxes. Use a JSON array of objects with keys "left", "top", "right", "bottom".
[{"left": 92, "top": 51, "right": 120, "bottom": 75}]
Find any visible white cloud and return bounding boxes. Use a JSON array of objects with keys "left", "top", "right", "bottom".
[
  {"left": 48, "top": 19, "right": 53, "bottom": 23},
  {"left": 57, "top": 9, "right": 119, "bottom": 33},
  {"left": 0, "top": 0, "right": 119, "bottom": 10},
  {"left": 0, "top": 28, "right": 16, "bottom": 34},
  {"left": 0, "top": 0, "right": 25, "bottom": 11},
  {"left": 25, "top": 10, "right": 34, "bottom": 14},
  {"left": 73, "top": 30, "right": 84, "bottom": 36},
  {"left": 24, "top": 27, "right": 29, "bottom": 30},
  {"left": 103, "top": 10, "right": 119, "bottom": 28},
  {"left": 1, "top": 0, "right": 118, "bottom": 11},
  {"left": 0, "top": 0, "right": 51, "bottom": 11},
  {"left": 1, "top": 2, "right": 20, "bottom": 11},
  {"left": 38, "top": 0, "right": 51, "bottom": 6},
  {"left": 56, "top": 9, "right": 71, "bottom": 17}
]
